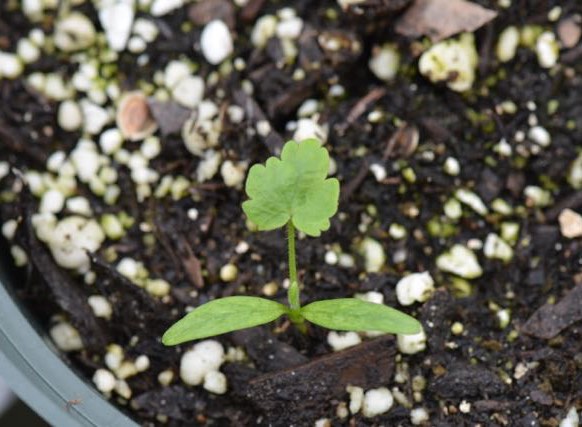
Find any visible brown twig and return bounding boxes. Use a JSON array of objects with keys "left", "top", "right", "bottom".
[
  {"left": 340, "top": 158, "right": 370, "bottom": 201},
  {"left": 336, "top": 87, "right": 387, "bottom": 135}
]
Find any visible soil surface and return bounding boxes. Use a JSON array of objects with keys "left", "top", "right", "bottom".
[{"left": 1, "top": 0, "right": 582, "bottom": 426}]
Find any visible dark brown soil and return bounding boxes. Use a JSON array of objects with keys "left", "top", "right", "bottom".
[{"left": 1, "top": 0, "right": 582, "bottom": 426}]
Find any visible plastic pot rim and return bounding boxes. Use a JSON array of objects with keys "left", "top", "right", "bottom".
[{"left": 0, "top": 263, "right": 137, "bottom": 427}]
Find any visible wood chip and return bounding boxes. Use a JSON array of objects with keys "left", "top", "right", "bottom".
[
  {"left": 148, "top": 100, "right": 191, "bottom": 136},
  {"left": 174, "top": 235, "right": 205, "bottom": 289},
  {"left": 230, "top": 327, "right": 308, "bottom": 372},
  {"left": 239, "top": 0, "right": 266, "bottom": 23},
  {"left": 522, "top": 283, "right": 582, "bottom": 339},
  {"left": 430, "top": 363, "right": 506, "bottom": 398},
  {"left": 188, "top": 0, "right": 235, "bottom": 29},
  {"left": 395, "top": 0, "right": 497, "bottom": 42},
  {"left": 336, "top": 87, "right": 387, "bottom": 136},
  {"left": 244, "top": 336, "right": 396, "bottom": 425}
]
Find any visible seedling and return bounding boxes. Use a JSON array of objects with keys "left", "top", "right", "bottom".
[{"left": 162, "top": 139, "right": 421, "bottom": 345}]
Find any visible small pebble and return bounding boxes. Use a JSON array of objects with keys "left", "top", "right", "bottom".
[
  {"left": 557, "top": 16, "right": 582, "bottom": 48},
  {"left": 57, "top": 100, "right": 83, "bottom": 132},
  {"left": 355, "top": 291, "right": 384, "bottom": 305},
  {"left": 105, "top": 345, "right": 124, "bottom": 370},
  {"left": 262, "top": 282, "right": 278, "bottom": 296},
  {"left": 293, "top": 118, "right": 328, "bottom": 143},
  {"left": 0, "top": 162, "right": 9, "bottom": 181},
  {"left": 117, "top": 257, "right": 139, "bottom": 279},
  {"left": 558, "top": 208, "right": 582, "bottom": 239},
  {"left": 559, "top": 407, "right": 579, "bottom": 427},
  {"left": 524, "top": 185, "right": 552, "bottom": 207},
  {"left": 346, "top": 385, "right": 364, "bottom": 414},
  {"left": 276, "top": 17, "right": 303, "bottom": 39},
  {"left": 443, "top": 157, "right": 460, "bottom": 176},
  {"left": 187, "top": 208, "right": 199, "bottom": 221},
  {"left": 219, "top": 263, "right": 238, "bottom": 282},
  {"left": 455, "top": 189, "right": 488, "bottom": 216},
  {"left": 418, "top": 33, "right": 478, "bottom": 92},
  {"left": 10, "top": 245, "right": 28, "bottom": 267},
  {"left": 221, "top": 160, "right": 247, "bottom": 188},
  {"left": 93, "top": 369, "right": 116, "bottom": 393},
  {"left": 98, "top": 0, "right": 134, "bottom": 51},
  {"left": 436, "top": 244, "right": 483, "bottom": 279},
  {"left": 568, "top": 153, "right": 582, "bottom": 189},
  {"left": 314, "top": 419, "right": 331, "bottom": 427},
  {"left": 496, "top": 26, "right": 520, "bottom": 62},
  {"left": 164, "top": 60, "right": 191, "bottom": 89},
  {"left": 536, "top": 31, "right": 559, "bottom": 68},
  {"left": 451, "top": 322, "right": 464, "bottom": 335},
  {"left": 115, "top": 379, "right": 132, "bottom": 399},
  {"left": 180, "top": 340, "right": 225, "bottom": 386},
  {"left": 395, "top": 272, "right": 435, "bottom": 306},
  {"left": 197, "top": 150, "right": 222, "bottom": 182},
  {"left": 358, "top": 238, "right": 385, "bottom": 273},
  {"left": 459, "top": 400, "right": 471, "bottom": 413},
  {"left": 369, "top": 43, "right": 400, "bottom": 81},
  {"left": 158, "top": 370, "right": 174, "bottom": 386},
  {"left": 251, "top": 15, "right": 277, "bottom": 48},
  {"left": 66, "top": 196, "right": 92, "bottom": 216},
  {"left": 0, "top": 52, "right": 23, "bottom": 79},
  {"left": 235, "top": 241, "right": 249, "bottom": 254},
  {"left": 397, "top": 327, "right": 427, "bottom": 354},
  {"left": 172, "top": 76, "right": 204, "bottom": 109},
  {"left": 369, "top": 163, "right": 387, "bottom": 182},
  {"left": 2, "top": 220, "right": 18, "bottom": 240},
  {"left": 50, "top": 322, "right": 84, "bottom": 352},
  {"left": 200, "top": 20, "right": 233, "bottom": 65},
  {"left": 135, "top": 355, "right": 150, "bottom": 372},
  {"left": 483, "top": 233, "right": 514, "bottom": 262},
  {"left": 134, "top": 18, "right": 158, "bottom": 42},
  {"left": 99, "top": 128, "right": 124, "bottom": 154},
  {"left": 203, "top": 371, "right": 228, "bottom": 394},
  {"left": 150, "top": 0, "right": 183, "bottom": 17},
  {"left": 324, "top": 250, "right": 338, "bottom": 265},
  {"left": 46, "top": 151, "right": 66, "bottom": 172},
  {"left": 362, "top": 387, "right": 393, "bottom": 418},
  {"left": 528, "top": 126, "right": 551, "bottom": 147},
  {"left": 81, "top": 100, "right": 111, "bottom": 135},
  {"left": 40, "top": 189, "right": 65, "bottom": 214},
  {"left": 410, "top": 407, "right": 430, "bottom": 425},
  {"left": 327, "top": 331, "right": 361, "bottom": 352},
  {"left": 116, "top": 92, "right": 157, "bottom": 141},
  {"left": 145, "top": 278, "right": 171, "bottom": 297},
  {"left": 88, "top": 295, "right": 113, "bottom": 319},
  {"left": 54, "top": 12, "right": 96, "bottom": 52}
]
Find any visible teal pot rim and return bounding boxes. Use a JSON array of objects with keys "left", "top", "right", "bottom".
[{"left": 0, "top": 263, "right": 137, "bottom": 427}]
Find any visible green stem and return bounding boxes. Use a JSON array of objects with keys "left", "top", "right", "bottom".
[
  {"left": 287, "top": 221, "right": 306, "bottom": 333},
  {"left": 287, "top": 221, "right": 297, "bottom": 287}
]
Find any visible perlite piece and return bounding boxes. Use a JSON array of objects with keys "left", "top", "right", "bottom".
[{"left": 436, "top": 244, "right": 483, "bottom": 278}]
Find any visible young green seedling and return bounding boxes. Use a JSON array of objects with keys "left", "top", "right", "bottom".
[{"left": 162, "top": 139, "right": 421, "bottom": 345}]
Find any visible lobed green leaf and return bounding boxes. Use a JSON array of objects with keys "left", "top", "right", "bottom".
[
  {"left": 300, "top": 298, "right": 421, "bottom": 335},
  {"left": 242, "top": 139, "right": 340, "bottom": 237},
  {"left": 162, "top": 296, "right": 288, "bottom": 345}
]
